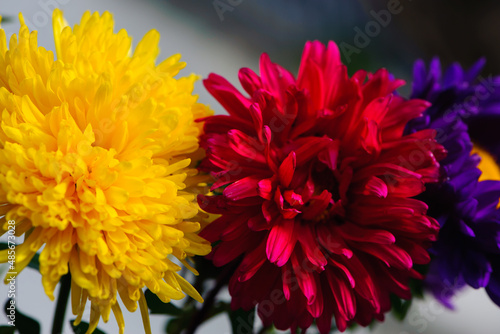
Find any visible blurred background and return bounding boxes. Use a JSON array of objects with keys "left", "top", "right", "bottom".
[{"left": 0, "top": 0, "right": 500, "bottom": 333}]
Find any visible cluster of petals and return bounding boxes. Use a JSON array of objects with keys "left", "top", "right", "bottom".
[
  {"left": 407, "top": 58, "right": 500, "bottom": 307},
  {"left": 199, "top": 41, "right": 445, "bottom": 332},
  {"left": 0, "top": 10, "right": 211, "bottom": 333}
]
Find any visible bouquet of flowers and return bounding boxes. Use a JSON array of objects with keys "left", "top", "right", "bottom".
[{"left": 1, "top": 8, "right": 499, "bottom": 334}]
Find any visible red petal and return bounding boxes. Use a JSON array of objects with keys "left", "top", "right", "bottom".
[
  {"left": 223, "top": 176, "right": 260, "bottom": 201},
  {"left": 307, "top": 275, "right": 324, "bottom": 317},
  {"left": 316, "top": 289, "right": 334, "bottom": 334},
  {"left": 274, "top": 187, "right": 285, "bottom": 209},
  {"left": 344, "top": 256, "right": 380, "bottom": 312},
  {"left": 362, "top": 95, "right": 391, "bottom": 125},
  {"left": 282, "top": 264, "right": 293, "bottom": 300},
  {"left": 263, "top": 126, "right": 279, "bottom": 172},
  {"left": 212, "top": 230, "right": 256, "bottom": 266},
  {"left": 278, "top": 151, "right": 296, "bottom": 187},
  {"left": 239, "top": 67, "right": 262, "bottom": 96},
  {"left": 298, "top": 57, "right": 324, "bottom": 111},
  {"left": 221, "top": 212, "right": 254, "bottom": 241},
  {"left": 318, "top": 140, "right": 340, "bottom": 170},
  {"left": 357, "top": 243, "right": 413, "bottom": 269},
  {"left": 291, "top": 252, "right": 317, "bottom": 304},
  {"left": 301, "top": 190, "right": 332, "bottom": 220},
  {"left": 353, "top": 163, "right": 421, "bottom": 182},
  {"left": 227, "top": 129, "right": 267, "bottom": 164},
  {"left": 329, "top": 258, "right": 355, "bottom": 288},
  {"left": 210, "top": 171, "right": 236, "bottom": 190},
  {"left": 204, "top": 73, "right": 252, "bottom": 119},
  {"left": 381, "top": 98, "right": 431, "bottom": 140},
  {"left": 276, "top": 88, "right": 301, "bottom": 141},
  {"left": 297, "top": 224, "right": 327, "bottom": 269},
  {"left": 249, "top": 103, "right": 264, "bottom": 141},
  {"left": 197, "top": 194, "right": 232, "bottom": 215},
  {"left": 258, "top": 178, "right": 275, "bottom": 200},
  {"left": 248, "top": 214, "right": 269, "bottom": 231},
  {"left": 262, "top": 200, "right": 276, "bottom": 223},
  {"left": 316, "top": 224, "right": 353, "bottom": 258},
  {"left": 259, "top": 53, "right": 295, "bottom": 105},
  {"left": 326, "top": 269, "right": 356, "bottom": 323},
  {"left": 201, "top": 114, "right": 255, "bottom": 135},
  {"left": 362, "top": 176, "right": 388, "bottom": 198},
  {"left": 379, "top": 269, "right": 412, "bottom": 299},
  {"left": 398, "top": 238, "right": 431, "bottom": 265},
  {"left": 199, "top": 214, "right": 230, "bottom": 242},
  {"left": 337, "top": 223, "right": 395, "bottom": 245},
  {"left": 283, "top": 190, "right": 303, "bottom": 206},
  {"left": 275, "top": 187, "right": 301, "bottom": 219},
  {"left": 290, "top": 136, "right": 334, "bottom": 166},
  {"left": 297, "top": 41, "right": 342, "bottom": 111},
  {"left": 237, "top": 239, "right": 267, "bottom": 282},
  {"left": 266, "top": 218, "right": 296, "bottom": 266}
]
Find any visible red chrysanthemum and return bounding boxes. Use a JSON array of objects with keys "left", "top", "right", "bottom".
[{"left": 198, "top": 41, "right": 445, "bottom": 333}]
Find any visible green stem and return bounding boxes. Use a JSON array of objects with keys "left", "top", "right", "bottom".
[
  {"left": 51, "top": 273, "right": 71, "bottom": 334},
  {"left": 257, "top": 325, "right": 273, "bottom": 334},
  {"left": 184, "top": 262, "right": 238, "bottom": 334}
]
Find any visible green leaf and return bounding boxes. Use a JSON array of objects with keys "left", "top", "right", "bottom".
[
  {"left": 0, "top": 16, "right": 14, "bottom": 24},
  {"left": 145, "top": 289, "right": 182, "bottom": 315},
  {"left": 165, "top": 305, "right": 196, "bottom": 334},
  {"left": 0, "top": 325, "right": 16, "bottom": 334},
  {"left": 410, "top": 264, "right": 429, "bottom": 299},
  {"left": 390, "top": 294, "right": 413, "bottom": 321},
  {"left": 166, "top": 317, "right": 184, "bottom": 334},
  {"left": 3, "top": 299, "right": 40, "bottom": 334},
  {"left": 255, "top": 325, "right": 276, "bottom": 334},
  {"left": 228, "top": 307, "right": 254, "bottom": 334},
  {"left": 207, "top": 301, "right": 229, "bottom": 319},
  {"left": 70, "top": 320, "right": 106, "bottom": 334},
  {"left": 193, "top": 257, "right": 222, "bottom": 280}
]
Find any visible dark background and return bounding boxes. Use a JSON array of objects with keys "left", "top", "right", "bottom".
[{"left": 168, "top": 0, "right": 500, "bottom": 86}]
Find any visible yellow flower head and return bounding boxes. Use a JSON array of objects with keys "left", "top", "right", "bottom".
[{"left": 0, "top": 9, "right": 212, "bottom": 333}]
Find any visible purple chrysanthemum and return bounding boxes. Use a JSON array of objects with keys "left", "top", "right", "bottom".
[{"left": 407, "top": 58, "right": 500, "bottom": 308}]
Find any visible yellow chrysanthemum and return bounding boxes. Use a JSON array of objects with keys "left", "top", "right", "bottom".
[{"left": 0, "top": 9, "right": 212, "bottom": 334}]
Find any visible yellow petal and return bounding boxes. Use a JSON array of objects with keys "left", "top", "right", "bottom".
[
  {"left": 51, "top": 9, "right": 69, "bottom": 60},
  {"left": 173, "top": 272, "right": 203, "bottom": 303},
  {"left": 111, "top": 302, "right": 125, "bottom": 334},
  {"left": 86, "top": 302, "right": 101, "bottom": 334},
  {"left": 474, "top": 144, "right": 500, "bottom": 181},
  {"left": 138, "top": 290, "right": 152, "bottom": 334}
]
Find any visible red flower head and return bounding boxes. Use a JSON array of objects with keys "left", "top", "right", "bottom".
[{"left": 198, "top": 41, "right": 445, "bottom": 333}]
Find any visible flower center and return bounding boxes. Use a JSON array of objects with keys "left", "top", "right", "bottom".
[
  {"left": 312, "top": 161, "right": 341, "bottom": 201},
  {"left": 276, "top": 159, "right": 347, "bottom": 225}
]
